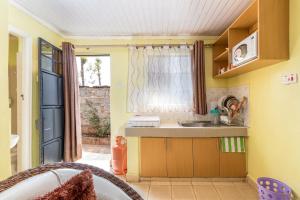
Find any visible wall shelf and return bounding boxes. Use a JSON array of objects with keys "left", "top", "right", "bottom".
[
  {"left": 214, "top": 49, "right": 228, "bottom": 62},
  {"left": 215, "top": 59, "right": 260, "bottom": 79},
  {"left": 215, "top": 30, "right": 228, "bottom": 46},
  {"left": 212, "top": 0, "right": 289, "bottom": 79}
]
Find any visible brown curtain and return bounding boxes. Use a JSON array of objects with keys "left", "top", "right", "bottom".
[
  {"left": 192, "top": 40, "right": 208, "bottom": 115},
  {"left": 62, "top": 42, "right": 82, "bottom": 162}
]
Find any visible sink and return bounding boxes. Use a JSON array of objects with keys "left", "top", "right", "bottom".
[
  {"left": 178, "top": 121, "right": 238, "bottom": 127},
  {"left": 10, "top": 134, "right": 19, "bottom": 149},
  {"left": 178, "top": 121, "right": 219, "bottom": 127}
]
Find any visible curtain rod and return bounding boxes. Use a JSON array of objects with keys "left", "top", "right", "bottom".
[{"left": 74, "top": 43, "right": 213, "bottom": 48}]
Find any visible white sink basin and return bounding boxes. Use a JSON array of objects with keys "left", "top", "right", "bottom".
[{"left": 10, "top": 134, "right": 19, "bottom": 149}]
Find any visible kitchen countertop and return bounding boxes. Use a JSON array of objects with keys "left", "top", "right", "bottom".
[{"left": 125, "top": 123, "right": 248, "bottom": 137}]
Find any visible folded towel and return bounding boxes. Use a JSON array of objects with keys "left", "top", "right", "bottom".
[{"left": 220, "top": 137, "right": 245, "bottom": 152}]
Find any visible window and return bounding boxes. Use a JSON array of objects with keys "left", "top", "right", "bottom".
[
  {"left": 76, "top": 56, "right": 111, "bottom": 87},
  {"left": 127, "top": 46, "right": 193, "bottom": 113}
]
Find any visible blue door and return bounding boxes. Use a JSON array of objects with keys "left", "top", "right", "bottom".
[{"left": 39, "top": 38, "right": 64, "bottom": 164}]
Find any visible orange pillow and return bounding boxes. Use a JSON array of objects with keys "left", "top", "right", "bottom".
[{"left": 35, "top": 169, "right": 96, "bottom": 200}]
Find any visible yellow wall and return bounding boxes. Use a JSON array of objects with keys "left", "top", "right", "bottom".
[
  {"left": 8, "top": 5, "right": 63, "bottom": 167},
  {"left": 0, "top": 0, "right": 12, "bottom": 179},
  {"left": 227, "top": 0, "right": 300, "bottom": 196}
]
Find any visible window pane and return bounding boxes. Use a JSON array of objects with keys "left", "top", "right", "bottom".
[
  {"left": 41, "top": 41, "right": 53, "bottom": 58},
  {"left": 41, "top": 55, "right": 52, "bottom": 71},
  {"left": 127, "top": 46, "right": 193, "bottom": 113}
]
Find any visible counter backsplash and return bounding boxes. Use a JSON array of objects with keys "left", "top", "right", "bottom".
[
  {"left": 207, "top": 85, "right": 249, "bottom": 126},
  {"left": 133, "top": 85, "right": 249, "bottom": 125}
]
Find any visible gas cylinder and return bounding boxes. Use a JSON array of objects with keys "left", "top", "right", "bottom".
[{"left": 112, "top": 136, "right": 127, "bottom": 175}]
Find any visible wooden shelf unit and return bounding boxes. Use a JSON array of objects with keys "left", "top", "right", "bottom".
[
  {"left": 214, "top": 49, "right": 228, "bottom": 62},
  {"left": 213, "top": 0, "right": 289, "bottom": 78}
]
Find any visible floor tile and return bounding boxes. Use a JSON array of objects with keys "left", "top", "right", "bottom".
[
  {"left": 151, "top": 181, "right": 171, "bottom": 186},
  {"left": 233, "top": 182, "right": 253, "bottom": 188},
  {"left": 148, "top": 185, "right": 171, "bottom": 200},
  {"left": 172, "top": 185, "right": 196, "bottom": 200},
  {"left": 171, "top": 178, "right": 192, "bottom": 185},
  {"left": 137, "top": 181, "right": 151, "bottom": 185},
  {"left": 77, "top": 144, "right": 111, "bottom": 172},
  {"left": 192, "top": 181, "right": 213, "bottom": 186},
  {"left": 212, "top": 178, "right": 245, "bottom": 182},
  {"left": 151, "top": 177, "right": 170, "bottom": 181},
  {"left": 171, "top": 181, "right": 191, "bottom": 185},
  {"left": 11, "top": 146, "right": 18, "bottom": 175},
  {"left": 213, "top": 182, "right": 234, "bottom": 186},
  {"left": 214, "top": 184, "right": 243, "bottom": 200},
  {"left": 130, "top": 183, "right": 150, "bottom": 199},
  {"left": 151, "top": 178, "right": 171, "bottom": 186},
  {"left": 234, "top": 182, "right": 259, "bottom": 200},
  {"left": 171, "top": 178, "right": 192, "bottom": 182},
  {"left": 141, "top": 177, "right": 151, "bottom": 181},
  {"left": 193, "top": 185, "right": 221, "bottom": 200},
  {"left": 192, "top": 178, "right": 212, "bottom": 182}
]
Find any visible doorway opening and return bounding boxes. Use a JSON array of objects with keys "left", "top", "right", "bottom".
[
  {"left": 8, "top": 26, "right": 33, "bottom": 174},
  {"left": 75, "top": 55, "right": 111, "bottom": 172},
  {"left": 8, "top": 34, "right": 20, "bottom": 175}
]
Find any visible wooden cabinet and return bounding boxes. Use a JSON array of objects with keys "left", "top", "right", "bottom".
[
  {"left": 193, "top": 138, "right": 220, "bottom": 177},
  {"left": 166, "top": 138, "right": 193, "bottom": 177},
  {"left": 140, "top": 137, "right": 247, "bottom": 178},
  {"left": 220, "top": 152, "right": 247, "bottom": 177},
  {"left": 213, "top": 0, "right": 289, "bottom": 78},
  {"left": 140, "top": 138, "right": 167, "bottom": 177},
  {"left": 140, "top": 137, "right": 194, "bottom": 177}
]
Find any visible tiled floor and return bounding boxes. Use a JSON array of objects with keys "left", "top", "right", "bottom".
[
  {"left": 129, "top": 179, "right": 258, "bottom": 200},
  {"left": 76, "top": 144, "right": 111, "bottom": 172},
  {"left": 10, "top": 146, "right": 18, "bottom": 175}
]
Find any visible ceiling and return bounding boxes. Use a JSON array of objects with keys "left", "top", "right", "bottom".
[{"left": 12, "top": 0, "right": 252, "bottom": 37}]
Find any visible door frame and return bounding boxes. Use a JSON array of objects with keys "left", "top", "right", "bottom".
[{"left": 8, "top": 25, "right": 33, "bottom": 170}]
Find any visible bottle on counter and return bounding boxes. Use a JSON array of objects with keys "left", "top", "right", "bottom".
[{"left": 210, "top": 108, "right": 220, "bottom": 125}]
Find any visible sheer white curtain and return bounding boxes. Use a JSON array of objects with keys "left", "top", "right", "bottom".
[{"left": 127, "top": 45, "right": 193, "bottom": 113}]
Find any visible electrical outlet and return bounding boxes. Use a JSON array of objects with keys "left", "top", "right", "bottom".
[{"left": 281, "top": 73, "right": 298, "bottom": 85}]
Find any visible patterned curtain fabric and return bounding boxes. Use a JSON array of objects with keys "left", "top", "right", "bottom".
[
  {"left": 192, "top": 40, "right": 207, "bottom": 115},
  {"left": 62, "top": 42, "right": 82, "bottom": 162},
  {"left": 127, "top": 45, "right": 193, "bottom": 113}
]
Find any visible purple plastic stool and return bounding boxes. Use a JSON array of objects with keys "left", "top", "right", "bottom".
[{"left": 257, "top": 177, "right": 293, "bottom": 200}]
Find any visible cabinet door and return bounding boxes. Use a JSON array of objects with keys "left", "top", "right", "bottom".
[
  {"left": 220, "top": 152, "right": 246, "bottom": 177},
  {"left": 193, "top": 138, "right": 220, "bottom": 177},
  {"left": 140, "top": 138, "right": 167, "bottom": 177},
  {"left": 166, "top": 138, "right": 193, "bottom": 177}
]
